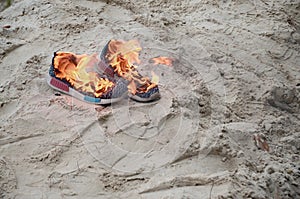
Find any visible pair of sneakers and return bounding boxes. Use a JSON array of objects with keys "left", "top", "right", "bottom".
[{"left": 47, "top": 40, "right": 160, "bottom": 105}]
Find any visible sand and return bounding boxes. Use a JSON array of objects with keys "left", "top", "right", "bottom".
[{"left": 0, "top": 0, "right": 299, "bottom": 198}]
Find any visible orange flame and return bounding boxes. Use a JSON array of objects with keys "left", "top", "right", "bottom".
[
  {"left": 105, "top": 39, "right": 158, "bottom": 94},
  {"left": 53, "top": 52, "right": 114, "bottom": 97},
  {"left": 151, "top": 71, "right": 159, "bottom": 84},
  {"left": 151, "top": 56, "right": 173, "bottom": 66}
]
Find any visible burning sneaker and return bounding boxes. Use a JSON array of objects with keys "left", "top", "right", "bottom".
[
  {"left": 100, "top": 39, "right": 161, "bottom": 102},
  {"left": 47, "top": 52, "right": 128, "bottom": 104}
]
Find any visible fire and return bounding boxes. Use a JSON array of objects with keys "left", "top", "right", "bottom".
[
  {"left": 53, "top": 39, "right": 160, "bottom": 98},
  {"left": 53, "top": 52, "right": 114, "bottom": 97},
  {"left": 151, "top": 56, "right": 173, "bottom": 66},
  {"left": 105, "top": 39, "right": 158, "bottom": 94},
  {"left": 151, "top": 71, "right": 159, "bottom": 84}
]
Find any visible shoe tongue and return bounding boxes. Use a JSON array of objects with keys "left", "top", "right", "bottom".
[
  {"left": 99, "top": 40, "right": 110, "bottom": 61},
  {"left": 95, "top": 60, "right": 115, "bottom": 79},
  {"left": 96, "top": 40, "right": 115, "bottom": 79}
]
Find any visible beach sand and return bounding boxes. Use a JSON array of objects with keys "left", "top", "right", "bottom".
[{"left": 0, "top": 0, "right": 299, "bottom": 198}]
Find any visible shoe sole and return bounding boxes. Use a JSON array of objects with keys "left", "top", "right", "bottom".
[
  {"left": 128, "top": 92, "right": 161, "bottom": 102},
  {"left": 46, "top": 73, "right": 124, "bottom": 105}
]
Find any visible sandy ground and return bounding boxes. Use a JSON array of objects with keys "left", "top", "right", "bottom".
[{"left": 0, "top": 0, "right": 299, "bottom": 198}]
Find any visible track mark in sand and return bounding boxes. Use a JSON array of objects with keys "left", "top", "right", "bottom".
[
  {"left": 100, "top": 172, "right": 149, "bottom": 192},
  {"left": 30, "top": 120, "right": 98, "bottom": 164},
  {"left": 0, "top": 43, "right": 25, "bottom": 59},
  {"left": 82, "top": 88, "right": 198, "bottom": 173},
  {"left": 169, "top": 140, "right": 201, "bottom": 164},
  {"left": 0, "top": 133, "right": 43, "bottom": 146},
  {"left": 78, "top": 120, "right": 98, "bottom": 136},
  {"left": 0, "top": 157, "right": 17, "bottom": 195},
  {"left": 267, "top": 86, "right": 299, "bottom": 114},
  {"left": 110, "top": 153, "right": 129, "bottom": 169},
  {"left": 139, "top": 172, "right": 229, "bottom": 194},
  {"left": 267, "top": 47, "right": 294, "bottom": 61}
]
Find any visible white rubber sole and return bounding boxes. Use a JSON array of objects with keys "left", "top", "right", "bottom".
[
  {"left": 46, "top": 73, "right": 123, "bottom": 105},
  {"left": 128, "top": 92, "right": 161, "bottom": 102}
]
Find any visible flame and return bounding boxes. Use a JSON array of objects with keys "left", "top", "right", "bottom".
[
  {"left": 53, "top": 39, "right": 160, "bottom": 98},
  {"left": 151, "top": 71, "right": 159, "bottom": 84},
  {"left": 53, "top": 52, "right": 114, "bottom": 97},
  {"left": 105, "top": 39, "right": 158, "bottom": 94},
  {"left": 151, "top": 56, "right": 173, "bottom": 66}
]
